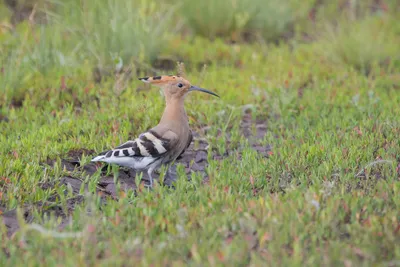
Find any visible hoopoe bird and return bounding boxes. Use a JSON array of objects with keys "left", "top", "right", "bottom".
[{"left": 92, "top": 75, "right": 219, "bottom": 188}]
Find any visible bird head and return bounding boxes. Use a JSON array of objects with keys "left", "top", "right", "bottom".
[{"left": 138, "top": 75, "right": 219, "bottom": 100}]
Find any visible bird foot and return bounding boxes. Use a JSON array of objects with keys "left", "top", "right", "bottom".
[{"left": 144, "top": 183, "right": 153, "bottom": 190}]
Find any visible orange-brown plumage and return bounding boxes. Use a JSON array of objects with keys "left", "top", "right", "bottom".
[{"left": 92, "top": 74, "right": 219, "bottom": 188}]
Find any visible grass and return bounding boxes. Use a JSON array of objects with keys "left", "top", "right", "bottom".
[
  {"left": 176, "top": 0, "right": 314, "bottom": 41},
  {"left": 1, "top": 0, "right": 174, "bottom": 105},
  {"left": 1, "top": 0, "right": 400, "bottom": 266},
  {"left": 49, "top": 0, "right": 174, "bottom": 67},
  {"left": 318, "top": 15, "right": 400, "bottom": 74}
]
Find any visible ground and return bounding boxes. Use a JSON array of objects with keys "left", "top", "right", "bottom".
[{"left": 1, "top": 1, "right": 400, "bottom": 266}]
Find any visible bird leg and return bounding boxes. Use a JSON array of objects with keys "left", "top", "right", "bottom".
[{"left": 146, "top": 167, "right": 154, "bottom": 189}]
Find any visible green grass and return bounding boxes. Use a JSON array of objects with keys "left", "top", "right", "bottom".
[
  {"left": 175, "top": 0, "right": 314, "bottom": 41},
  {"left": 49, "top": 0, "right": 174, "bottom": 67},
  {"left": 1, "top": 0, "right": 400, "bottom": 266},
  {"left": 318, "top": 15, "right": 400, "bottom": 74},
  {"left": 0, "top": 0, "right": 174, "bottom": 105}
]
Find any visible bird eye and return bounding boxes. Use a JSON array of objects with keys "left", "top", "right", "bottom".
[{"left": 177, "top": 83, "right": 183, "bottom": 88}]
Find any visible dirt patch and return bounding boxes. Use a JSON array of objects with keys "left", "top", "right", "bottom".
[
  {"left": 1, "top": 196, "right": 86, "bottom": 238},
  {"left": 5, "top": 0, "right": 50, "bottom": 25},
  {"left": 240, "top": 113, "right": 271, "bottom": 157},
  {"left": 1, "top": 206, "right": 34, "bottom": 238},
  {"left": 2, "top": 114, "right": 270, "bottom": 237},
  {"left": 152, "top": 57, "right": 179, "bottom": 72},
  {"left": 0, "top": 114, "right": 9, "bottom": 123}
]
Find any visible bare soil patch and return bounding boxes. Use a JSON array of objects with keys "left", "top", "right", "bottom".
[{"left": 2, "top": 114, "right": 270, "bottom": 237}]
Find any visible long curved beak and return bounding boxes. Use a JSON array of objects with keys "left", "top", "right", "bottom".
[{"left": 189, "top": 85, "right": 219, "bottom": 97}]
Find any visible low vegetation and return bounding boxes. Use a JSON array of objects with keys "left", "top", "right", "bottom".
[{"left": 1, "top": 0, "right": 399, "bottom": 265}]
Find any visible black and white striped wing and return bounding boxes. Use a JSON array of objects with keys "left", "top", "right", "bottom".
[{"left": 91, "top": 130, "right": 176, "bottom": 169}]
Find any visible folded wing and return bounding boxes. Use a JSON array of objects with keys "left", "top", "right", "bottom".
[{"left": 92, "top": 129, "right": 178, "bottom": 169}]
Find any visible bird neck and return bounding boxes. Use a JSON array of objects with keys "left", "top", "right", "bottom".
[{"left": 159, "top": 97, "right": 188, "bottom": 128}]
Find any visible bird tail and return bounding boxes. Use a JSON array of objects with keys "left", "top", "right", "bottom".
[
  {"left": 91, "top": 151, "right": 108, "bottom": 162},
  {"left": 91, "top": 155, "right": 105, "bottom": 162}
]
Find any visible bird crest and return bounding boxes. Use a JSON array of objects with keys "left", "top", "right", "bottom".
[
  {"left": 138, "top": 75, "right": 187, "bottom": 85},
  {"left": 139, "top": 61, "right": 187, "bottom": 85}
]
